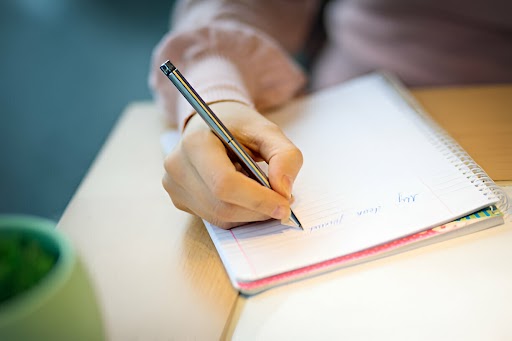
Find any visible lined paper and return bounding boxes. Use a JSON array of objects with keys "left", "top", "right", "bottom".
[{"left": 204, "top": 74, "right": 498, "bottom": 283}]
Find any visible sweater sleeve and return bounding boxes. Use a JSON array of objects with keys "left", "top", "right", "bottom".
[{"left": 149, "top": 0, "right": 321, "bottom": 130}]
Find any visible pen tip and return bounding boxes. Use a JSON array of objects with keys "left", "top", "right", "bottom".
[{"left": 289, "top": 211, "right": 303, "bottom": 230}]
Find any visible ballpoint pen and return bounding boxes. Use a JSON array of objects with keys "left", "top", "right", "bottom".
[{"left": 160, "top": 60, "right": 303, "bottom": 229}]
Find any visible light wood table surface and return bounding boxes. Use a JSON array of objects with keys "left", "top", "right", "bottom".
[{"left": 57, "top": 85, "right": 512, "bottom": 340}]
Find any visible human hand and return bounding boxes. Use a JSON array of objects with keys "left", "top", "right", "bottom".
[{"left": 162, "top": 101, "right": 303, "bottom": 229}]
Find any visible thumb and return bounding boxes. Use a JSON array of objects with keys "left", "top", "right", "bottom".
[
  {"left": 247, "top": 121, "right": 303, "bottom": 200},
  {"left": 209, "top": 101, "right": 303, "bottom": 199}
]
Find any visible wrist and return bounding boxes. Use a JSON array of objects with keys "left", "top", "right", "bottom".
[{"left": 176, "top": 55, "right": 254, "bottom": 132}]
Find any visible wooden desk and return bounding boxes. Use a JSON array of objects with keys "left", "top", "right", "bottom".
[
  {"left": 413, "top": 85, "right": 512, "bottom": 181},
  {"left": 57, "top": 104, "right": 238, "bottom": 339},
  {"left": 57, "top": 86, "right": 512, "bottom": 340}
]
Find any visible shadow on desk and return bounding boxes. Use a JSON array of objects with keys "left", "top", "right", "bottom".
[{"left": 180, "top": 215, "right": 236, "bottom": 306}]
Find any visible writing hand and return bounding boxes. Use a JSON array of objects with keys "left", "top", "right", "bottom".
[{"left": 162, "top": 101, "right": 303, "bottom": 229}]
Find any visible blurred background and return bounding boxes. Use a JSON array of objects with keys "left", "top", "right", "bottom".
[{"left": 0, "top": 0, "right": 174, "bottom": 220}]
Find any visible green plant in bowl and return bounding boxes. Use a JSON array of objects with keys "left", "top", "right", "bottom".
[
  {"left": 0, "top": 230, "right": 58, "bottom": 304},
  {"left": 0, "top": 215, "right": 104, "bottom": 340}
]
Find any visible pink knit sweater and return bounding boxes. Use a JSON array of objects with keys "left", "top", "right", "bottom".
[{"left": 149, "top": 0, "right": 512, "bottom": 129}]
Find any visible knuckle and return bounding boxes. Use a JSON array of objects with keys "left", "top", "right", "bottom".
[
  {"left": 161, "top": 174, "right": 189, "bottom": 213},
  {"left": 161, "top": 177, "right": 180, "bottom": 205},
  {"left": 161, "top": 174, "right": 176, "bottom": 195},
  {"left": 209, "top": 172, "right": 234, "bottom": 201},
  {"left": 163, "top": 152, "right": 179, "bottom": 175},
  {"left": 162, "top": 176, "right": 178, "bottom": 199},
  {"left": 217, "top": 221, "right": 239, "bottom": 230},
  {"left": 211, "top": 201, "right": 236, "bottom": 222},
  {"left": 249, "top": 195, "right": 269, "bottom": 214},
  {"left": 209, "top": 219, "right": 235, "bottom": 230},
  {"left": 171, "top": 197, "right": 188, "bottom": 212}
]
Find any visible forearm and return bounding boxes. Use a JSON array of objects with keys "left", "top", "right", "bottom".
[
  {"left": 172, "top": 0, "right": 320, "bottom": 53},
  {"left": 150, "top": 0, "right": 321, "bottom": 129}
]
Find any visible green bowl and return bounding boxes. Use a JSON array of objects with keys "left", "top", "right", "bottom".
[{"left": 0, "top": 215, "right": 104, "bottom": 340}]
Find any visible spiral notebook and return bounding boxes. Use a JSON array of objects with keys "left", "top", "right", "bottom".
[{"left": 192, "top": 73, "right": 508, "bottom": 295}]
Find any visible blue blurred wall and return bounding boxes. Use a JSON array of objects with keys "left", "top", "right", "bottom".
[{"left": 0, "top": 0, "right": 173, "bottom": 220}]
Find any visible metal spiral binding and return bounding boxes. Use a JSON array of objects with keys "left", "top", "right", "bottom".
[{"left": 382, "top": 73, "right": 509, "bottom": 214}]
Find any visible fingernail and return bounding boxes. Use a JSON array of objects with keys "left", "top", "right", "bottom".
[
  {"left": 282, "top": 175, "right": 294, "bottom": 199},
  {"left": 271, "top": 205, "right": 288, "bottom": 220},
  {"left": 280, "top": 210, "right": 292, "bottom": 225}
]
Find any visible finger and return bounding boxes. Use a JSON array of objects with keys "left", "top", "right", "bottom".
[
  {"left": 182, "top": 130, "right": 291, "bottom": 221},
  {"left": 163, "top": 172, "right": 271, "bottom": 228},
  {"left": 205, "top": 201, "right": 272, "bottom": 229},
  {"left": 267, "top": 145, "right": 303, "bottom": 200},
  {"left": 164, "top": 134, "right": 277, "bottom": 225},
  {"left": 241, "top": 122, "right": 303, "bottom": 200},
  {"left": 162, "top": 172, "right": 194, "bottom": 214}
]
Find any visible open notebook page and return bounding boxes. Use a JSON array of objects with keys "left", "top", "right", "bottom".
[{"left": 203, "top": 74, "right": 498, "bottom": 283}]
